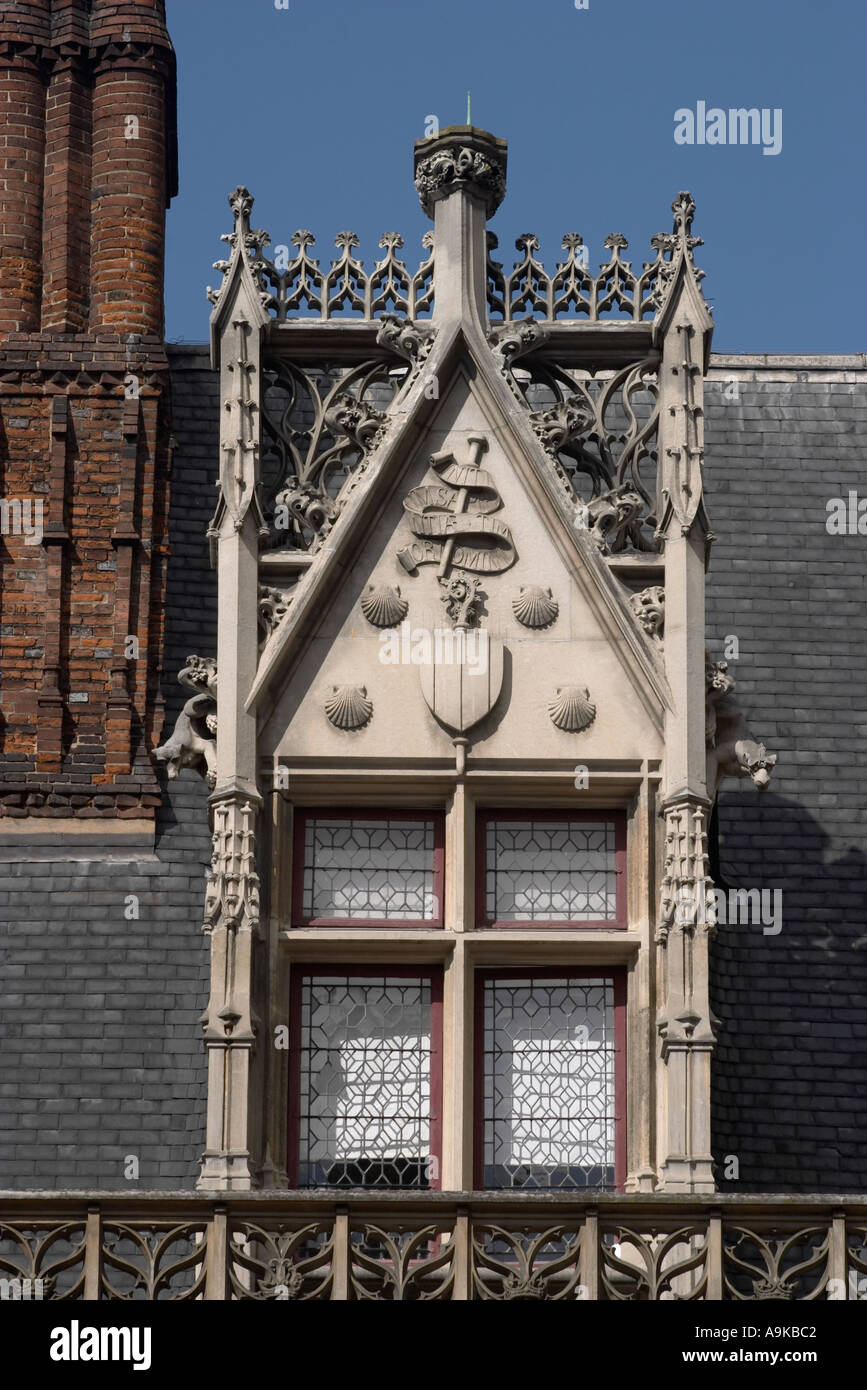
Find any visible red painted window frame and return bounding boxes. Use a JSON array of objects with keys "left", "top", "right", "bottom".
[
  {"left": 288, "top": 965, "right": 444, "bottom": 1191},
  {"left": 475, "top": 808, "right": 627, "bottom": 930},
  {"left": 473, "top": 968, "right": 627, "bottom": 1193},
  {"left": 292, "top": 808, "right": 446, "bottom": 929}
]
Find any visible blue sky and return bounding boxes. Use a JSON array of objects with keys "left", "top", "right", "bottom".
[{"left": 164, "top": 0, "right": 866, "bottom": 352}]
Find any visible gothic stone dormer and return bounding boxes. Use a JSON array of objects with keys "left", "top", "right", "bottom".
[{"left": 174, "top": 126, "right": 773, "bottom": 1194}]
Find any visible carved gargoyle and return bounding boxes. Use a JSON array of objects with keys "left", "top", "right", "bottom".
[
  {"left": 705, "top": 656, "right": 776, "bottom": 795},
  {"left": 154, "top": 655, "right": 218, "bottom": 788}
]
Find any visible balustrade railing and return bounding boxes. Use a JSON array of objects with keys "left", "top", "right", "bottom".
[{"left": 1, "top": 1194, "right": 864, "bottom": 1302}]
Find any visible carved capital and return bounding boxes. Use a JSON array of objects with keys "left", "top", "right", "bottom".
[{"left": 413, "top": 129, "right": 508, "bottom": 219}]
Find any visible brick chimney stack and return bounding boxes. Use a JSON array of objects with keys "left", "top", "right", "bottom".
[
  {"left": 0, "top": 0, "right": 51, "bottom": 333},
  {"left": 89, "top": 0, "right": 175, "bottom": 335},
  {"left": 0, "top": 0, "right": 178, "bottom": 829}
]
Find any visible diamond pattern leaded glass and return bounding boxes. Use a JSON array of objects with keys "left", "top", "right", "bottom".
[
  {"left": 485, "top": 819, "right": 617, "bottom": 921},
  {"left": 297, "top": 975, "right": 433, "bottom": 1188},
  {"left": 302, "top": 817, "right": 436, "bottom": 921},
  {"left": 482, "top": 977, "right": 616, "bottom": 1190}
]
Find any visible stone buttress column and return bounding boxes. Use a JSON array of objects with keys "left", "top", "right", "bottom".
[
  {"left": 652, "top": 194, "right": 717, "bottom": 1194},
  {"left": 198, "top": 188, "right": 270, "bottom": 1190}
]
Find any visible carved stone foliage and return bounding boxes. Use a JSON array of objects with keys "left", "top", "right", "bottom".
[
  {"left": 512, "top": 585, "right": 558, "bottom": 630},
  {"left": 705, "top": 657, "right": 777, "bottom": 793},
  {"left": 629, "top": 585, "right": 665, "bottom": 641},
  {"left": 439, "top": 574, "right": 482, "bottom": 628},
  {"left": 203, "top": 799, "right": 260, "bottom": 938},
  {"left": 229, "top": 1223, "right": 334, "bottom": 1301},
  {"left": 324, "top": 685, "right": 373, "bottom": 731},
  {"left": 509, "top": 358, "right": 660, "bottom": 553},
  {"left": 261, "top": 358, "right": 399, "bottom": 552},
  {"left": 548, "top": 686, "right": 596, "bottom": 733},
  {"left": 531, "top": 398, "right": 594, "bottom": 461},
  {"left": 397, "top": 434, "right": 516, "bottom": 577},
  {"left": 153, "top": 656, "right": 217, "bottom": 788},
  {"left": 414, "top": 144, "right": 507, "bottom": 219},
  {"left": 724, "top": 1226, "right": 830, "bottom": 1302},
  {"left": 359, "top": 584, "right": 408, "bottom": 629},
  {"left": 375, "top": 313, "right": 434, "bottom": 368}
]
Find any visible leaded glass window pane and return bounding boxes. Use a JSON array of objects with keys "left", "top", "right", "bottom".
[
  {"left": 302, "top": 817, "right": 436, "bottom": 920},
  {"left": 485, "top": 818, "right": 617, "bottom": 921},
  {"left": 482, "top": 976, "right": 616, "bottom": 1190},
  {"left": 297, "top": 974, "right": 433, "bottom": 1189}
]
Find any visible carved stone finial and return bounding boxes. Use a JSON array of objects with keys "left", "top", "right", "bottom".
[
  {"left": 647, "top": 190, "right": 707, "bottom": 317},
  {"left": 206, "top": 186, "right": 272, "bottom": 308},
  {"left": 413, "top": 126, "right": 508, "bottom": 220}
]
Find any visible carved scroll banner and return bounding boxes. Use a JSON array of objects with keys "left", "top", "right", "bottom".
[{"left": 397, "top": 435, "right": 516, "bottom": 576}]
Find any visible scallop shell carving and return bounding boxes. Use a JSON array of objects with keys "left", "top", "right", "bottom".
[
  {"left": 360, "top": 583, "right": 408, "bottom": 628},
  {"left": 324, "top": 685, "right": 373, "bottom": 730},
  {"left": 548, "top": 686, "right": 596, "bottom": 733},
  {"left": 512, "top": 585, "right": 559, "bottom": 630}
]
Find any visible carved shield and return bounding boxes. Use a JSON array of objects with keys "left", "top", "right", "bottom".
[{"left": 418, "top": 634, "right": 504, "bottom": 734}]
